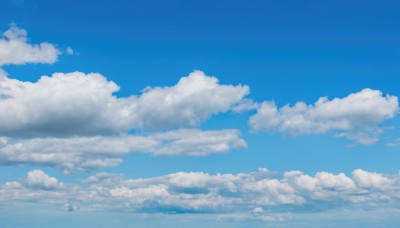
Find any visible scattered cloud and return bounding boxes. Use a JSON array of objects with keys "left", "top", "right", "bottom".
[
  {"left": 386, "top": 138, "right": 400, "bottom": 147},
  {"left": 66, "top": 47, "right": 74, "bottom": 55},
  {"left": 1, "top": 168, "right": 400, "bottom": 220},
  {"left": 0, "top": 24, "right": 60, "bottom": 66},
  {"left": 249, "top": 89, "right": 399, "bottom": 144},
  {"left": 0, "top": 129, "right": 246, "bottom": 173}
]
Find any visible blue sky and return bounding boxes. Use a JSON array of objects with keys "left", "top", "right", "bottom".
[{"left": 0, "top": 0, "right": 400, "bottom": 227}]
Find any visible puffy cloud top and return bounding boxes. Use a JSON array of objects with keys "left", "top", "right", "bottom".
[
  {"left": 249, "top": 89, "right": 399, "bottom": 144},
  {"left": 131, "top": 70, "right": 250, "bottom": 130},
  {"left": 25, "top": 170, "right": 63, "bottom": 190},
  {"left": 0, "top": 70, "right": 249, "bottom": 136}
]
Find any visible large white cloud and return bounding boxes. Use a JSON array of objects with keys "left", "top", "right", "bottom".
[
  {"left": 0, "top": 70, "right": 249, "bottom": 171},
  {"left": 0, "top": 129, "right": 246, "bottom": 173},
  {"left": 1, "top": 168, "right": 400, "bottom": 219},
  {"left": 0, "top": 70, "right": 249, "bottom": 136},
  {"left": 130, "top": 70, "right": 250, "bottom": 130},
  {"left": 249, "top": 89, "right": 399, "bottom": 144},
  {"left": 0, "top": 24, "right": 60, "bottom": 66},
  {"left": 0, "top": 71, "right": 132, "bottom": 136}
]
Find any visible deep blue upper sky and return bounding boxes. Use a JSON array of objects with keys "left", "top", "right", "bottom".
[{"left": 2, "top": 0, "right": 399, "bottom": 102}]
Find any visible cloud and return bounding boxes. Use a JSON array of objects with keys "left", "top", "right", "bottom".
[
  {"left": 352, "top": 169, "right": 392, "bottom": 189},
  {"left": 249, "top": 89, "right": 399, "bottom": 144},
  {"left": 0, "top": 70, "right": 248, "bottom": 172},
  {"left": 0, "top": 24, "right": 60, "bottom": 66},
  {"left": 25, "top": 170, "right": 63, "bottom": 190},
  {"left": 385, "top": 138, "right": 400, "bottom": 147},
  {"left": 0, "top": 129, "right": 246, "bottom": 173},
  {"left": 0, "top": 71, "right": 133, "bottom": 136},
  {"left": 131, "top": 70, "right": 250, "bottom": 130},
  {"left": 66, "top": 47, "right": 74, "bottom": 55},
  {"left": 0, "top": 71, "right": 249, "bottom": 136},
  {"left": 1, "top": 168, "right": 400, "bottom": 219}
]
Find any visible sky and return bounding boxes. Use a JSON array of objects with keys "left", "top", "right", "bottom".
[{"left": 0, "top": 0, "right": 400, "bottom": 227}]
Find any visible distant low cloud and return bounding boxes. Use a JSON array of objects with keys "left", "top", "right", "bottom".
[
  {"left": 1, "top": 168, "right": 400, "bottom": 220},
  {"left": 249, "top": 89, "right": 399, "bottom": 144},
  {"left": 0, "top": 24, "right": 60, "bottom": 66}
]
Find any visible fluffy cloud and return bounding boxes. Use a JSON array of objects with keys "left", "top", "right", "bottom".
[
  {"left": 0, "top": 24, "right": 60, "bottom": 66},
  {"left": 25, "top": 170, "right": 63, "bottom": 190},
  {"left": 0, "top": 70, "right": 248, "bottom": 171},
  {"left": 0, "top": 71, "right": 249, "bottom": 136},
  {"left": 1, "top": 168, "right": 400, "bottom": 219},
  {"left": 0, "top": 71, "right": 131, "bottom": 136},
  {"left": 0, "top": 129, "right": 246, "bottom": 173},
  {"left": 131, "top": 70, "right": 249, "bottom": 130},
  {"left": 249, "top": 89, "right": 399, "bottom": 144}
]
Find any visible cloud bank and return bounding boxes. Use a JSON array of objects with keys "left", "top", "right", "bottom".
[{"left": 1, "top": 168, "right": 400, "bottom": 221}]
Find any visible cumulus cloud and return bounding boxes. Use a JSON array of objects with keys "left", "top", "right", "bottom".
[
  {"left": 0, "top": 24, "right": 60, "bottom": 66},
  {"left": 25, "top": 169, "right": 63, "bottom": 190},
  {"left": 0, "top": 71, "right": 134, "bottom": 136},
  {"left": 1, "top": 168, "right": 400, "bottom": 219},
  {"left": 131, "top": 70, "right": 250, "bottom": 130},
  {"left": 249, "top": 89, "right": 399, "bottom": 144},
  {"left": 0, "top": 70, "right": 249, "bottom": 171},
  {"left": 0, "top": 70, "right": 249, "bottom": 136},
  {"left": 0, "top": 129, "right": 246, "bottom": 173}
]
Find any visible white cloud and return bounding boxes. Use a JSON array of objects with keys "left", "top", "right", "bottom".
[
  {"left": 0, "top": 71, "right": 133, "bottom": 136},
  {"left": 66, "top": 47, "right": 74, "bottom": 55},
  {"left": 352, "top": 169, "right": 392, "bottom": 189},
  {"left": 131, "top": 70, "right": 250, "bottom": 130},
  {"left": 0, "top": 129, "right": 246, "bottom": 173},
  {"left": 1, "top": 168, "right": 400, "bottom": 218},
  {"left": 25, "top": 169, "right": 63, "bottom": 190},
  {"left": 0, "top": 70, "right": 248, "bottom": 172},
  {"left": 249, "top": 89, "right": 399, "bottom": 144},
  {"left": 0, "top": 24, "right": 60, "bottom": 66},
  {"left": 231, "top": 98, "right": 259, "bottom": 113},
  {"left": 0, "top": 70, "right": 249, "bottom": 136},
  {"left": 0, "top": 68, "right": 7, "bottom": 79}
]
